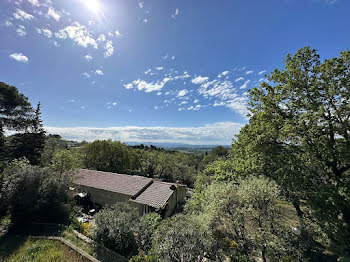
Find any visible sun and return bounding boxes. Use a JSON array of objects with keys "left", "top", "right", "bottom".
[{"left": 84, "top": 0, "right": 101, "bottom": 13}]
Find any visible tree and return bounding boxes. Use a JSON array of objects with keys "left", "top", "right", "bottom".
[
  {"left": 51, "top": 149, "right": 81, "bottom": 175},
  {"left": 1, "top": 159, "right": 70, "bottom": 225},
  {"left": 40, "top": 134, "right": 69, "bottom": 167},
  {"left": 235, "top": 47, "right": 350, "bottom": 255},
  {"left": 134, "top": 212, "right": 161, "bottom": 253},
  {"left": 0, "top": 82, "right": 33, "bottom": 133},
  {"left": 0, "top": 82, "right": 34, "bottom": 170},
  {"left": 94, "top": 203, "right": 139, "bottom": 257},
  {"left": 83, "top": 140, "right": 138, "bottom": 174},
  {"left": 7, "top": 103, "right": 46, "bottom": 165},
  {"left": 152, "top": 214, "right": 217, "bottom": 262},
  {"left": 187, "top": 177, "right": 289, "bottom": 261}
]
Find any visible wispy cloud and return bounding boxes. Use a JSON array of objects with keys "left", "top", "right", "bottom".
[
  {"left": 44, "top": 121, "right": 244, "bottom": 145},
  {"left": 27, "top": 0, "right": 39, "bottom": 6},
  {"left": 55, "top": 22, "right": 98, "bottom": 49},
  {"left": 47, "top": 7, "right": 60, "bottom": 21},
  {"left": 16, "top": 25, "right": 26, "bottom": 36},
  {"left": 95, "top": 69, "right": 103, "bottom": 76},
  {"left": 258, "top": 70, "right": 266, "bottom": 75},
  {"left": 37, "top": 28, "right": 52, "bottom": 38},
  {"left": 239, "top": 80, "right": 250, "bottom": 89},
  {"left": 234, "top": 77, "right": 244, "bottom": 82},
  {"left": 171, "top": 8, "right": 179, "bottom": 19},
  {"left": 177, "top": 89, "right": 188, "bottom": 97},
  {"left": 13, "top": 9, "right": 34, "bottom": 20},
  {"left": 245, "top": 70, "right": 253, "bottom": 75},
  {"left": 104, "top": 41, "right": 114, "bottom": 57},
  {"left": 125, "top": 78, "right": 171, "bottom": 92},
  {"left": 9, "top": 52, "right": 29, "bottom": 63},
  {"left": 138, "top": 1, "right": 144, "bottom": 8},
  {"left": 84, "top": 55, "right": 93, "bottom": 61},
  {"left": 191, "top": 76, "right": 209, "bottom": 84},
  {"left": 218, "top": 70, "right": 229, "bottom": 78}
]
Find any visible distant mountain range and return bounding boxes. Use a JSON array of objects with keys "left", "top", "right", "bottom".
[{"left": 125, "top": 142, "right": 230, "bottom": 149}]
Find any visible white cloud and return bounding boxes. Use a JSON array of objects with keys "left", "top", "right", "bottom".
[
  {"left": 115, "top": 30, "right": 121, "bottom": 37},
  {"left": 84, "top": 55, "right": 92, "bottom": 61},
  {"left": 240, "top": 80, "right": 251, "bottom": 89},
  {"left": 194, "top": 99, "right": 199, "bottom": 103},
  {"left": 13, "top": 9, "right": 34, "bottom": 20},
  {"left": 97, "top": 34, "right": 106, "bottom": 42},
  {"left": 198, "top": 79, "right": 248, "bottom": 117},
  {"left": 143, "top": 18, "right": 148, "bottom": 23},
  {"left": 47, "top": 7, "right": 60, "bottom": 21},
  {"left": 95, "top": 70, "right": 103, "bottom": 76},
  {"left": 245, "top": 70, "right": 253, "bottom": 75},
  {"left": 218, "top": 70, "right": 229, "bottom": 78},
  {"left": 125, "top": 78, "right": 171, "bottom": 93},
  {"left": 171, "top": 8, "right": 179, "bottom": 18},
  {"left": 177, "top": 89, "right": 188, "bottom": 97},
  {"left": 55, "top": 22, "right": 98, "bottom": 49},
  {"left": 16, "top": 25, "right": 26, "bottom": 36},
  {"left": 104, "top": 41, "right": 114, "bottom": 57},
  {"left": 5, "top": 20, "right": 13, "bottom": 27},
  {"left": 138, "top": 1, "right": 144, "bottom": 8},
  {"left": 9, "top": 52, "right": 29, "bottom": 63},
  {"left": 234, "top": 77, "right": 244, "bottom": 82},
  {"left": 83, "top": 72, "right": 90, "bottom": 78},
  {"left": 44, "top": 121, "right": 244, "bottom": 145},
  {"left": 38, "top": 28, "right": 52, "bottom": 38},
  {"left": 144, "top": 69, "right": 151, "bottom": 75},
  {"left": 112, "top": 102, "right": 117, "bottom": 106},
  {"left": 156, "top": 66, "right": 163, "bottom": 71},
  {"left": 171, "top": 56, "right": 175, "bottom": 60},
  {"left": 258, "top": 70, "right": 266, "bottom": 75},
  {"left": 27, "top": 0, "right": 39, "bottom": 6},
  {"left": 191, "top": 76, "right": 209, "bottom": 84}
]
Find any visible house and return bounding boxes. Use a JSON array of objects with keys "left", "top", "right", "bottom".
[{"left": 73, "top": 169, "right": 187, "bottom": 217}]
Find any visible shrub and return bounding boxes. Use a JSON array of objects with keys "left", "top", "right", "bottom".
[
  {"left": 1, "top": 160, "right": 70, "bottom": 225},
  {"left": 94, "top": 203, "right": 139, "bottom": 258}
]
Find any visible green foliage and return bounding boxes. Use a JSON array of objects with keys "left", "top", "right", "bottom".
[
  {"left": 234, "top": 46, "right": 350, "bottom": 256},
  {"left": 40, "top": 134, "right": 69, "bottom": 167},
  {"left": 134, "top": 213, "right": 161, "bottom": 252},
  {"left": 0, "top": 83, "right": 46, "bottom": 169},
  {"left": 187, "top": 176, "right": 296, "bottom": 261},
  {"left": 152, "top": 214, "right": 218, "bottom": 262},
  {"left": 1, "top": 160, "right": 70, "bottom": 225},
  {"left": 0, "top": 82, "right": 33, "bottom": 132},
  {"left": 83, "top": 140, "right": 138, "bottom": 174},
  {"left": 94, "top": 203, "right": 139, "bottom": 257},
  {"left": 129, "top": 251, "right": 160, "bottom": 262},
  {"left": 51, "top": 149, "right": 81, "bottom": 174}
]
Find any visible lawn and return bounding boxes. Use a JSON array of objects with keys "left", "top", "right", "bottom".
[{"left": 0, "top": 235, "right": 90, "bottom": 262}]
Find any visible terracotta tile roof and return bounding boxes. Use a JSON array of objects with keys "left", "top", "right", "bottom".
[
  {"left": 74, "top": 169, "right": 152, "bottom": 196},
  {"left": 130, "top": 182, "right": 176, "bottom": 208}
]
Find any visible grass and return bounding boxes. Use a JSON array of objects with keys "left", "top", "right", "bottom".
[{"left": 0, "top": 235, "right": 90, "bottom": 262}]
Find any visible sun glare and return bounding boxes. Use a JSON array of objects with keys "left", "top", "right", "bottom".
[{"left": 84, "top": 0, "right": 101, "bottom": 13}]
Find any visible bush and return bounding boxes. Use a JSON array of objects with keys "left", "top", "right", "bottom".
[
  {"left": 152, "top": 214, "right": 218, "bottom": 262},
  {"left": 134, "top": 213, "right": 161, "bottom": 252},
  {"left": 94, "top": 203, "right": 139, "bottom": 258},
  {"left": 1, "top": 159, "right": 70, "bottom": 225}
]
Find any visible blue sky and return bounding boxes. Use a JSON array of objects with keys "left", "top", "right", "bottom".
[{"left": 1, "top": 0, "right": 349, "bottom": 144}]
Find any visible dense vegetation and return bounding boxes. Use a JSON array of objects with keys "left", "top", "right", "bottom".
[{"left": 1, "top": 46, "right": 349, "bottom": 261}]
